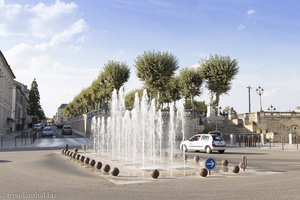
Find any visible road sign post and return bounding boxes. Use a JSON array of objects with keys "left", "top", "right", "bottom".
[{"left": 205, "top": 158, "right": 216, "bottom": 175}]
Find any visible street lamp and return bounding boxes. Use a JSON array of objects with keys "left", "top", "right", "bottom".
[
  {"left": 215, "top": 106, "right": 222, "bottom": 131},
  {"left": 247, "top": 86, "right": 252, "bottom": 113},
  {"left": 268, "top": 105, "right": 276, "bottom": 112},
  {"left": 256, "top": 86, "right": 264, "bottom": 111}
]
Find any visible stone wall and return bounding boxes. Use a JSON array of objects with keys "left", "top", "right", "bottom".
[
  {"left": 66, "top": 109, "right": 204, "bottom": 140},
  {"left": 237, "top": 111, "right": 300, "bottom": 141}
]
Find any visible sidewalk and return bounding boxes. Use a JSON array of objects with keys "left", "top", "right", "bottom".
[
  {"left": 227, "top": 142, "right": 300, "bottom": 152},
  {"left": 0, "top": 128, "right": 34, "bottom": 149}
]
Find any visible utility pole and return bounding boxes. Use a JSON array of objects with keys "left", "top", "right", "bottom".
[{"left": 247, "top": 86, "right": 252, "bottom": 113}]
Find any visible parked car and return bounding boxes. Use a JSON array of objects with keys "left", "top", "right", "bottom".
[
  {"left": 42, "top": 126, "right": 55, "bottom": 137},
  {"left": 180, "top": 133, "right": 226, "bottom": 154},
  {"left": 33, "top": 123, "right": 43, "bottom": 130},
  {"left": 62, "top": 125, "right": 72, "bottom": 135}
]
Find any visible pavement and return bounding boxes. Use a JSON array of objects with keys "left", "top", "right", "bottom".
[{"left": 1, "top": 148, "right": 300, "bottom": 200}]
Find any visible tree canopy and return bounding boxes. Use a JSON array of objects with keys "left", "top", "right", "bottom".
[
  {"left": 199, "top": 54, "right": 239, "bottom": 111},
  {"left": 27, "top": 79, "right": 46, "bottom": 120},
  {"left": 135, "top": 50, "right": 179, "bottom": 101}
]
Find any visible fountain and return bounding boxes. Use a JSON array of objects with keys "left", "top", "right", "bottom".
[{"left": 90, "top": 87, "right": 196, "bottom": 178}]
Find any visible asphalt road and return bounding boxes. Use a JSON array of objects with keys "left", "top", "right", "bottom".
[{"left": 1, "top": 148, "right": 300, "bottom": 200}]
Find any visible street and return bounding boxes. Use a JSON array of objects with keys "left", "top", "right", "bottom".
[{"left": 1, "top": 148, "right": 300, "bottom": 200}]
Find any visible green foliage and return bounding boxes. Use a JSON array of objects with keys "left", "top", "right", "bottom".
[
  {"left": 64, "top": 60, "right": 130, "bottom": 116},
  {"left": 135, "top": 50, "right": 179, "bottom": 99},
  {"left": 102, "top": 61, "right": 130, "bottom": 93},
  {"left": 27, "top": 79, "right": 46, "bottom": 119},
  {"left": 199, "top": 54, "right": 239, "bottom": 109},
  {"left": 179, "top": 67, "right": 203, "bottom": 107},
  {"left": 125, "top": 88, "right": 144, "bottom": 110},
  {"left": 184, "top": 100, "right": 207, "bottom": 113}
]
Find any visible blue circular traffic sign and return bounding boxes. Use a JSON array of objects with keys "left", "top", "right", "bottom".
[{"left": 205, "top": 158, "right": 216, "bottom": 170}]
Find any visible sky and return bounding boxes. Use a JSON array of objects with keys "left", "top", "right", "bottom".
[{"left": 1, "top": 0, "right": 300, "bottom": 117}]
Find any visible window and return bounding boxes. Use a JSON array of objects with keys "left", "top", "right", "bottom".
[{"left": 201, "top": 135, "right": 209, "bottom": 141}]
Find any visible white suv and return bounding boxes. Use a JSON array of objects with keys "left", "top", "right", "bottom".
[{"left": 180, "top": 133, "right": 226, "bottom": 154}]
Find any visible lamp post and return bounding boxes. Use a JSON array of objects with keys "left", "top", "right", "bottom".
[
  {"left": 268, "top": 105, "right": 276, "bottom": 112},
  {"left": 247, "top": 86, "right": 252, "bottom": 113},
  {"left": 256, "top": 86, "right": 264, "bottom": 111}
]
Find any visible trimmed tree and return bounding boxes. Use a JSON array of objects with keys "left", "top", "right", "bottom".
[
  {"left": 199, "top": 54, "right": 239, "bottom": 113},
  {"left": 178, "top": 67, "right": 203, "bottom": 108},
  {"left": 135, "top": 50, "right": 179, "bottom": 104}
]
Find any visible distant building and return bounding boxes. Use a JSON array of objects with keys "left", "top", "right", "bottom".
[
  {"left": 56, "top": 104, "right": 68, "bottom": 123},
  {"left": 0, "top": 51, "right": 16, "bottom": 132},
  {"left": 11, "top": 80, "right": 29, "bottom": 131}
]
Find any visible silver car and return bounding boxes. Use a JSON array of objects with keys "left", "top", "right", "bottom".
[
  {"left": 62, "top": 125, "right": 72, "bottom": 135},
  {"left": 180, "top": 133, "right": 226, "bottom": 154},
  {"left": 42, "top": 126, "right": 55, "bottom": 137}
]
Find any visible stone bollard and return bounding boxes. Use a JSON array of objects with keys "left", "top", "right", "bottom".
[
  {"left": 72, "top": 153, "right": 77, "bottom": 159},
  {"left": 90, "top": 159, "right": 96, "bottom": 167},
  {"left": 239, "top": 156, "right": 247, "bottom": 171},
  {"left": 65, "top": 144, "right": 69, "bottom": 151},
  {"left": 222, "top": 160, "right": 228, "bottom": 167},
  {"left": 76, "top": 154, "right": 81, "bottom": 160},
  {"left": 80, "top": 156, "right": 85, "bottom": 162},
  {"left": 96, "top": 161, "right": 102, "bottom": 170},
  {"left": 111, "top": 167, "right": 120, "bottom": 176},
  {"left": 183, "top": 154, "right": 188, "bottom": 161},
  {"left": 232, "top": 165, "right": 240, "bottom": 173},
  {"left": 151, "top": 169, "right": 159, "bottom": 179},
  {"left": 199, "top": 168, "right": 208, "bottom": 177},
  {"left": 194, "top": 155, "right": 200, "bottom": 163},
  {"left": 103, "top": 164, "right": 110, "bottom": 173},
  {"left": 85, "top": 157, "right": 90, "bottom": 165},
  {"left": 74, "top": 148, "right": 78, "bottom": 153}
]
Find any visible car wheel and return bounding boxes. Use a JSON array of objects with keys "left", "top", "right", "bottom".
[
  {"left": 182, "top": 145, "right": 188, "bottom": 152},
  {"left": 205, "top": 146, "right": 212, "bottom": 154},
  {"left": 218, "top": 150, "right": 225, "bottom": 154}
]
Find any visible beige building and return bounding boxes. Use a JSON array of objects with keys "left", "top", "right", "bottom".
[
  {"left": 0, "top": 50, "right": 16, "bottom": 132},
  {"left": 56, "top": 104, "right": 68, "bottom": 123},
  {"left": 11, "top": 80, "right": 29, "bottom": 131}
]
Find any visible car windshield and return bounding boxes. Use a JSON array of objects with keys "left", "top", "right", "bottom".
[
  {"left": 64, "top": 127, "right": 71, "bottom": 129},
  {"left": 44, "top": 127, "right": 52, "bottom": 131},
  {"left": 212, "top": 135, "right": 224, "bottom": 141}
]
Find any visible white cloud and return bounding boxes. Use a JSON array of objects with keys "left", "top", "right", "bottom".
[
  {"left": 238, "top": 24, "right": 246, "bottom": 30},
  {"left": 2, "top": 1, "right": 89, "bottom": 117},
  {"left": 247, "top": 9, "right": 255, "bottom": 16}
]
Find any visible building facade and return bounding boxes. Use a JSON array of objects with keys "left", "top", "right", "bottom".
[
  {"left": 56, "top": 104, "right": 68, "bottom": 123},
  {"left": 11, "top": 80, "right": 29, "bottom": 131},
  {"left": 0, "top": 51, "right": 16, "bottom": 132}
]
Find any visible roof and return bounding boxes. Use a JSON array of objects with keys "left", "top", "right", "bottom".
[
  {"left": 58, "top": 104, "right": 68, "bottom": 109},
  {"left": 0, "top": 50, "right": 16, "bottom": 79}
]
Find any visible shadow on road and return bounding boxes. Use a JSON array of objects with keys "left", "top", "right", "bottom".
[{"left": 0, "top": 160, "right": 11, "bottom": 163}]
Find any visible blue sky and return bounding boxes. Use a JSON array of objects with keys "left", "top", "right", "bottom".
[{"left": 1, "top": 0, "right": 300, "bottom": 117}]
